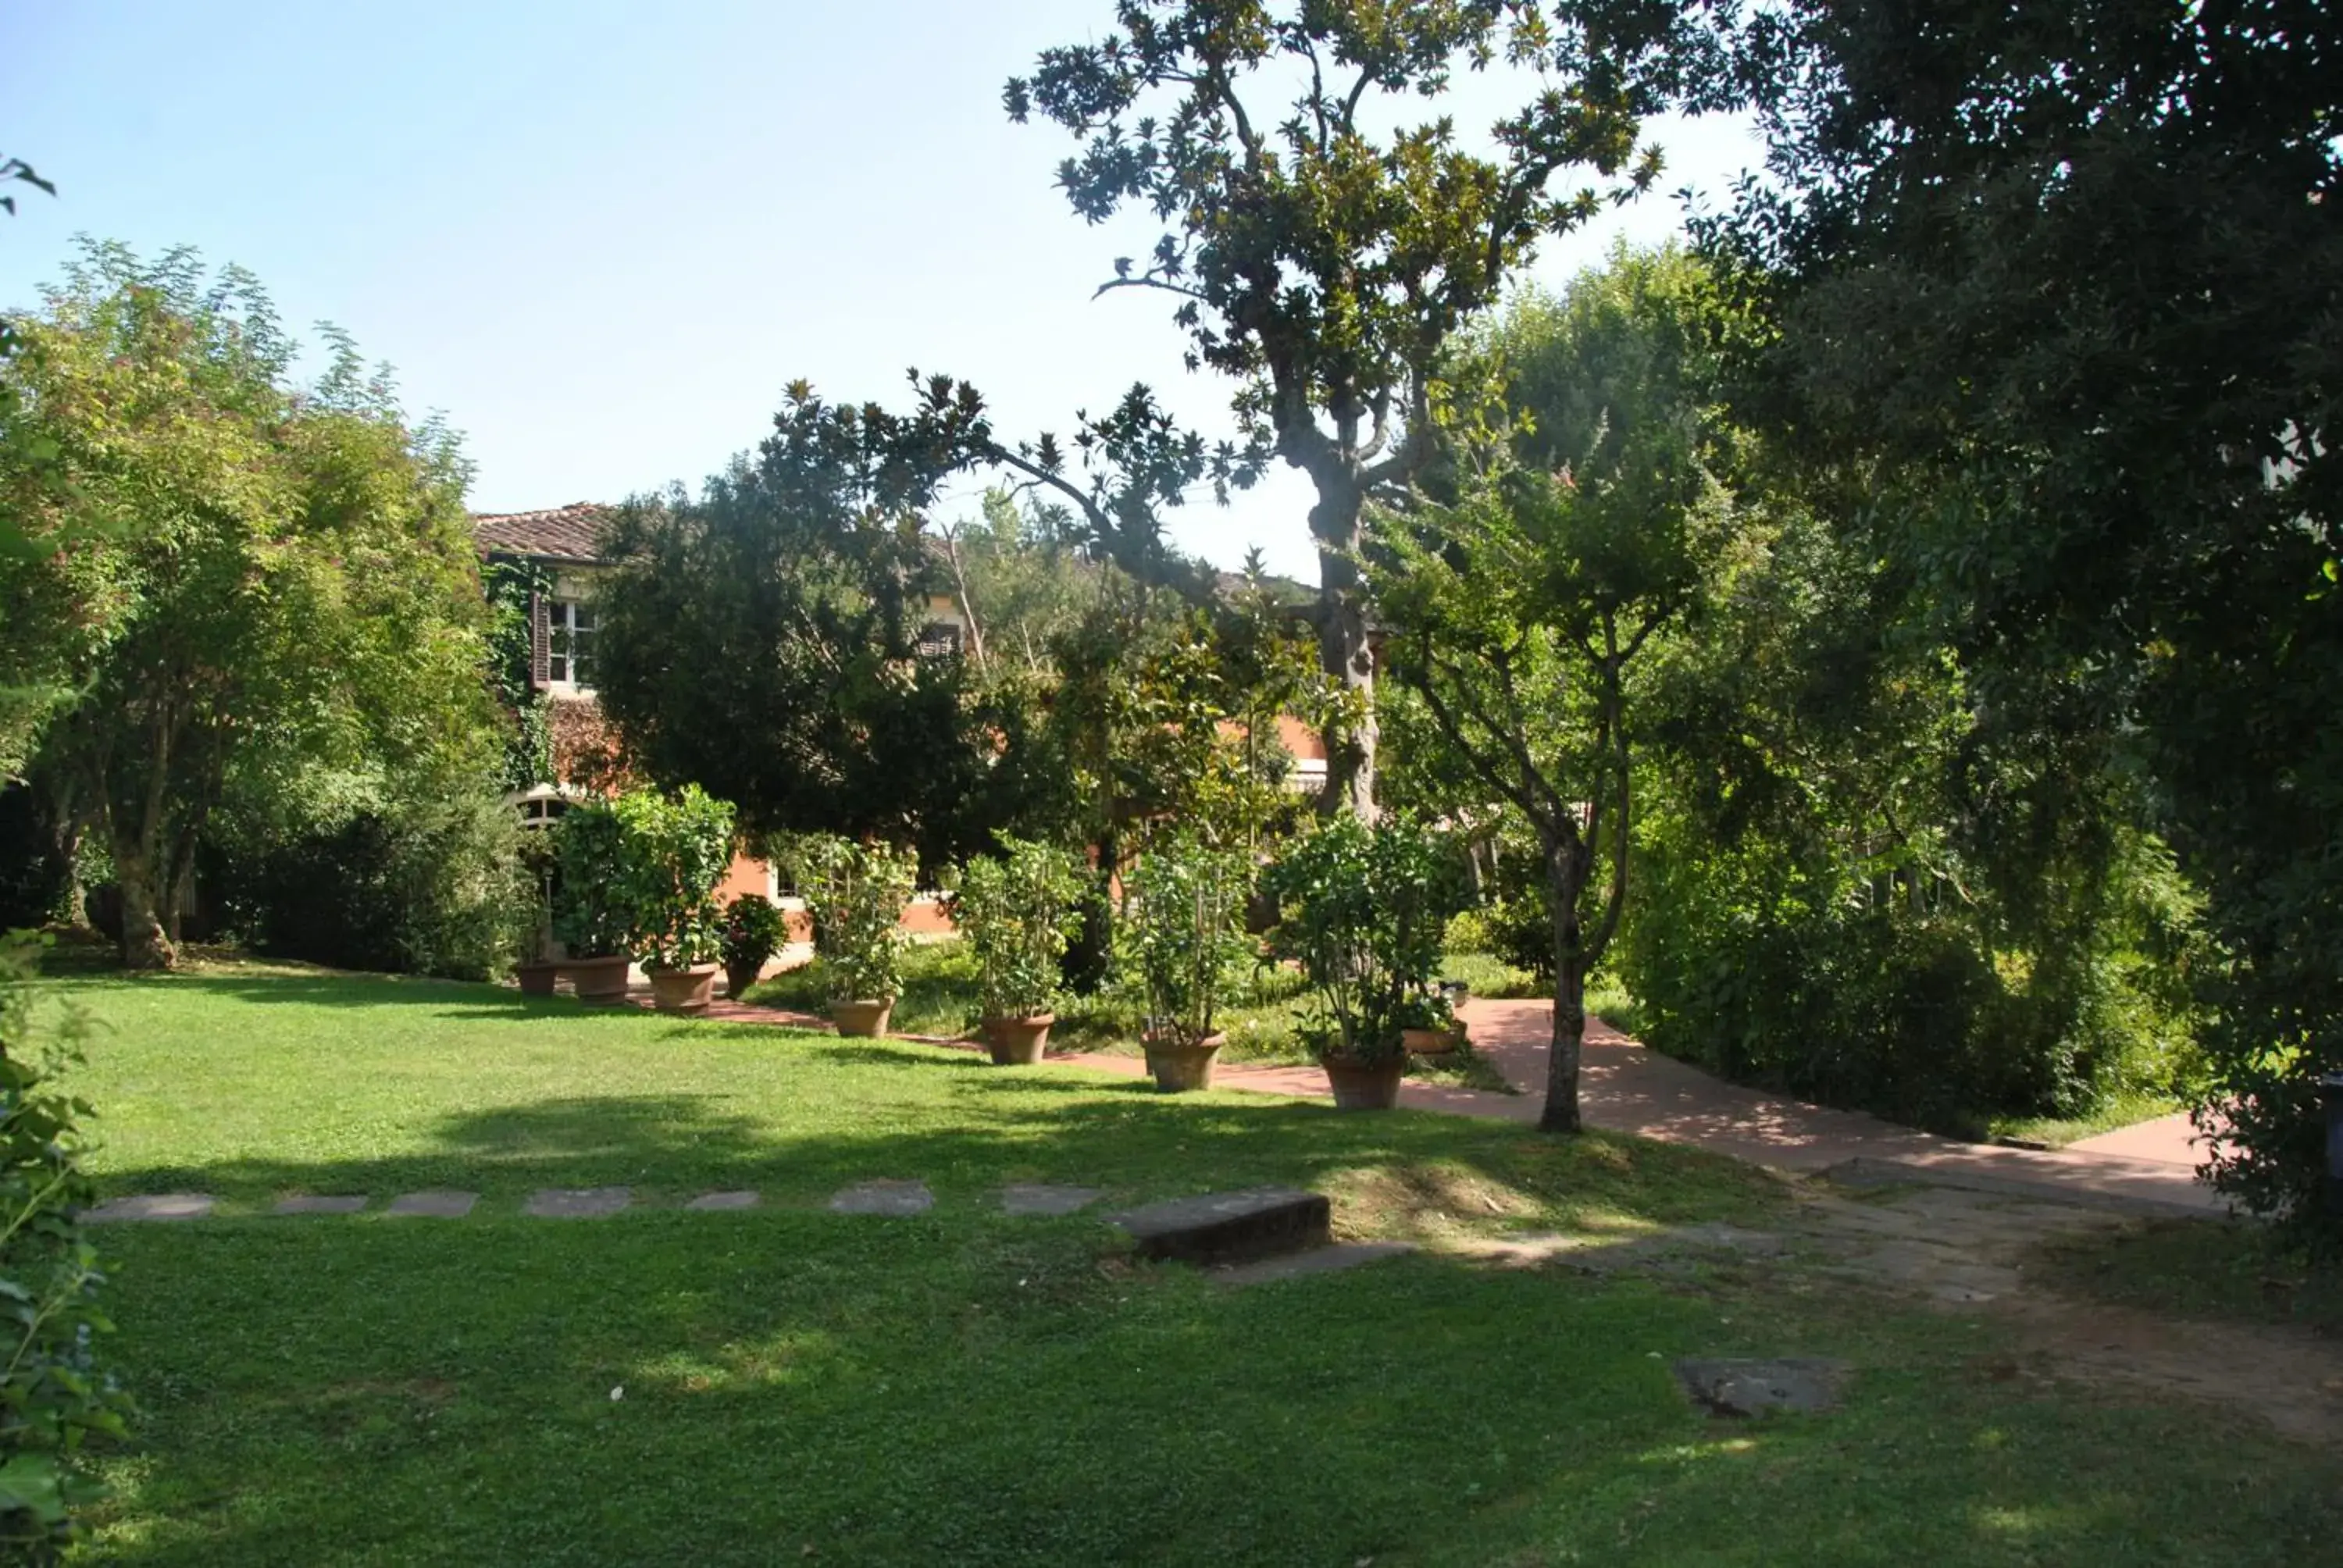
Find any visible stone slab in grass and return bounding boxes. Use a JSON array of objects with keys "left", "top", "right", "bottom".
[
  {"left": 524, "top": 1187, "right": 632, "bottom": 1219},
  {"left": 1114, "top": 1186, "right": 1330, "bottom": 1267},
  {"left": 1211, "top": 1241, "right": 1417, "bottom": 1288},
  {"left": 829, "top": 1180, "right": 934, "bottom": 1217},
  {"left": 273, "top": 1195, "right": 368, "bottom": 1217},
  {"left": 386, "top": 1190, "right": 478, "bottom": 1219},
  {"left": 999, "top": 1184, "right": 1104, "bottom": 1217},
  {"left": 1673, "top": 1357, "right": 1849, "bottom": 1418},
  {"left": 84, "top": 1193, "right": 212, "bottom": 1224},
  {"left": 686, "top": 1190, "right": 761, "bottom": 1212}
]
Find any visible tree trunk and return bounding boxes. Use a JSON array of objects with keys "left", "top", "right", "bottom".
[
  {"left": 1540, "top": 839, "right": 1586, "bottom": 1134},
  {"left": 113, "top": 836, "right": 175, "bottom": 971},
  {"left": 1310, "top": 482, "right": 1377, "bottom": 820}
]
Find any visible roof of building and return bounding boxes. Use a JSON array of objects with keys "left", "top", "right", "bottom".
[{"left": 472, "top": 502, "right": 612, "bottom": 564}]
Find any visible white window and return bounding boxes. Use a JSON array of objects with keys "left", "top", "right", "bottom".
[{"left": 547, "top": 599, "right": 597, "bottom": 686}]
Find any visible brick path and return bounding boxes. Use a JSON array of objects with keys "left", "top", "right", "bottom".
[{"left": 638, "top": 988, "right": 2224, "bottom": 1215}]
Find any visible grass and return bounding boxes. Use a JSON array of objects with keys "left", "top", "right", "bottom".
[
  {"left": 749, "top": 939, "right": 1519, "bottom": 1095},
  {"left": 34, "top": 955, "right": 2343, "bottom": 1565},
  {"left": 1985, "top": 1090, "right": 2184, "bottom": 1150},
  {"left": 2027, "top": 1217, "right": 2343, "bottom": 1335}
]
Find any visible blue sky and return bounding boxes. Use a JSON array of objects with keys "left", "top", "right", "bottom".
[{"left": 2, "top": 2, "right": 1762, "bottom": 579}]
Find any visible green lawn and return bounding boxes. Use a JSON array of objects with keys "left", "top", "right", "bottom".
[{"left": 39, "top": 959, "right": 2341, "bottom": 1566}]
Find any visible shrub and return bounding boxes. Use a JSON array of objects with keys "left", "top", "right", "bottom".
[
  {"left": 1264, "top": 814, "right": 1460, "bottom": 1064},
  {"left": 1121, "top": 832, "right": 1254, "bottom": 1049},
  {"left": 209, "top": 782, "right": 532, "bottom": 980},
  {"left": 551, "top": 800, "right": 633, "bottom": 960},
  {"left": 0, "top": 934, "right": 132, "bottom": 1559},
  {"left": 608, "top": 786, "right": 736, "bottom": 970},
  {"left": 795, "top": 837, "right": 918, "bottom": 1004},
  {"left": 951, "top": 836, "right": 1086, "bottom": 1021},
  {"left": 721, "top": 893, "right": 787, "bottom": 978}
]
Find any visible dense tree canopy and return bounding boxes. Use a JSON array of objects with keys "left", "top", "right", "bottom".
[
  {"left": 0, "top": 242, "right": 499, "bottom": 968},
  {"left": 1709, "top": 0, "right": 2343, "bottom": 1221}
]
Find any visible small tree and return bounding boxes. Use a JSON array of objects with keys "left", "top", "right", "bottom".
[
  {"left": 951, "top": 836, "right": 1087, "bottom": 1022},
  {"left": 551, "top": 802, "right": 633, "bottom": 961},
  {"left": 1122, "top": 832, "right": 1254, "bottom": 1048},
  {"left": 795, "top": 837, "right": 918, "bottom": 1006},
  {"left": 609, "top": 786, "right": 736, "bottom": 971}
]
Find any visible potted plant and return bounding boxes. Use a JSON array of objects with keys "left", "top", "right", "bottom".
[
  {"left": 1266, "top": 814, "right": 1459, "bottom": 1109},
  {"left": 1123, "top": 832, "right": 1254, "bottom": 1092},
  {"left": 1397, "top": 989, "right": 1458, "bottom": 1055},
  {"left": 721, "top": 892, "right": 786, "bottom": 1000},
  {"left": 513, "top": 829, "right": 562, "bottom": 996},
  {"left": 797, "top": 836, "right": 917, "bottom": 1037},
  {"left": 951, "top": 836, "right": 1085, "bottom": 1064},
  {"left": 551, "top": 801, "right": 636, "bottom": 1004},
  {"left": 612, "top": 786, "right": 736, "bottom": 1014}
]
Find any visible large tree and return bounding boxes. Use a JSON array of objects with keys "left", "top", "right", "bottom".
[
  {"left": 1008, "top": 0, "right": 1723, "bottom": 814},
  {"left": 1, "top": 242, "right": 496, "bottom": 968},
  {"left": 1711, "top": 1, "right": 2343, "bottom": 1221}
]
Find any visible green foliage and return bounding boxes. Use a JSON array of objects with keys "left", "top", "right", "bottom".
[
  {"left": 590, "top": 387, "right": 1032, "bottom": 878},
  {"left": 1119, "top": 832, "right": 1254, "bottom": 1049},
  {"left": 1709, "top": 3, "right": 2341, "bottom": 1221},
  {"left": 482, "top": 558, "right": 555, "bottom": 792},
  {"left": 208, "top": 775, "right": 533, "bottom": 982},
  {"left": 607, "top": 787, "right": 736, "bottom": 971},
  {"left": 794, "top": 837, "right": 918, "bottom": 1005},
  {"left": 1264, "top": 815, "right": 1458, "bottom": 1064},
  {"left": 0, "top": 935, "right": 130, "bottom": 1560},
  {"left": 0, "top": 241, "right": 497, "bottom": 969},
  {"left": 719, "top": 894, "right": 787, "bottom": 977},
  {"left": 549, "top": 803, "right": 632, "bottom": 961},
  {"left": 950, "top": 837, "right": 1086, "bottom": 1021}
]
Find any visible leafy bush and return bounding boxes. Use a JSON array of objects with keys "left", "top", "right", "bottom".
[
  {"left": 1120, "top": 832, "right": 1254, "bottom": 1049},
  {"left": 1264, "top": 814, "right": 1460, "bottom": 1064},
  {"left": 795, "top": 837, "right": 918, "bottom": 1004},
  {"left": 209, "top": 782, "right": 532, "bottom": 980},
  {"left": 551, "top": 801, "right": 633, "bottom": 960},
  {"left": 721, "top": 893, "right": 787, "bottom": 977},
  {"left": 951, "top": 837, "right": 1086, "bottom": 1021},
  {"left": 608, "top": 786, "right": 736, "bottom": 970},
  {"left": 0, "top": 934, "right": 131, "bottom": 1559}
]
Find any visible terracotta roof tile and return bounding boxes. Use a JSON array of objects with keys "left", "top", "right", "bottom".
[{"left": 472, "top": 502, "right": 612, "bottom": 564}]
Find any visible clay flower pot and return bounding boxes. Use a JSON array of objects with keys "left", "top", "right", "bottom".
[
  {"left": 563, "top": 954, "right": 632, "bottom": 1006},
  {"left": 649, "top": 963, "right": 719, "bottom": 1014},
  {"left": 982, "top": 1014, "right": 1055, "bottom": 1065},
  {"left": 724, "top": 959, "right": 764, "bottom": 1000},
  {"left": 514, "top": 960, "right": 562, "bottom": 997},
  {"left": 1321, "top": 1052, "right": 1406, "bottom": 1110},
  {"left": 829, "top": 999, "right": 894, "bottom": 1039},
  {"left": 1402, "top": 1026, "right": 1457, "bottom": 1055},
  {"left": 1144, "top": 1033, "right": 1225, "bottom": 1093}
]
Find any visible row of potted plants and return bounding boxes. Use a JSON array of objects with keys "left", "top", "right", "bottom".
[{"left": 790, "top": 817, "right": 1464, "bottom": 1110}]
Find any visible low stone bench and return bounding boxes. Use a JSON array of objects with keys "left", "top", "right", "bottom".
[{"left": 1113, "top": 1186, "right": 1330, "bottom": 1267}]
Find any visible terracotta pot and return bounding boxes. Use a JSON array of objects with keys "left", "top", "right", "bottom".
[
  {"left": 1403, "top": 1026, "right": 1457, "bottom": 1055},
  {"left": 1321, "top": 1051, "right": 1406, "bottom": 1110},
  {"left": 515, "top": 960, "right": 561, "bottom": 997},
  {"left": 563, "top": 953, "right": 632, "bottom": 1006},
  {"left": 649, "top": 963, "right": 719, "bottom": 1014},
  {"left": 725, "top": 959, "right": 764, "bottom": 1000},
  {"left": 1144, "top": 1033, "right": 1225, "bottom": 1093},
  {"left": 981, "top": 1014, "right": 1055, "bottom": 1065},
  {"left": 829, "top": 999, "right": 894, "bottom": 1038}
]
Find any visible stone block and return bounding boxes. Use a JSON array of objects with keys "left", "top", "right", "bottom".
[{"left": 1114, "top": 1186, "right": 1330, "bottom": 1267}]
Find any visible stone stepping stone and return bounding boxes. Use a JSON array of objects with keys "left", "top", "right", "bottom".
[
  {"left": 686, "top": 1189, "right": 761, "bottom": 1212},
  {"left": 1211, "top": 1241, "right": 1417, "bottom": 1288},
  {"left": 1114, "top": 1186, "right": 1329, "bottom": 1267},
  {"left": 829, "top": 1180, "right": 933, "bottom": 1217},
  {"left": 84, "top": 1192, "right": 212, "bottom": 1224},
  {"left": 1672, "top": 1357, "right": 1849, "bottom": 1418},
  {"left": 386, "top": 1189, "right": 477, "bottom": 1219},
  {"left": 999, "top": 1184, "right": 1103, "bottom": 1217},
  {"left": 523, "top": 1186, "right": 632, "bottom": 1219},
  {"left": 274, "top": 1195, "right": 368, "bottom": 1217}
]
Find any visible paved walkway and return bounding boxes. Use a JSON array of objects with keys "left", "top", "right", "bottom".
[{"left": 638, "top": 989, "right": 2224, "bottom": 1215}]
